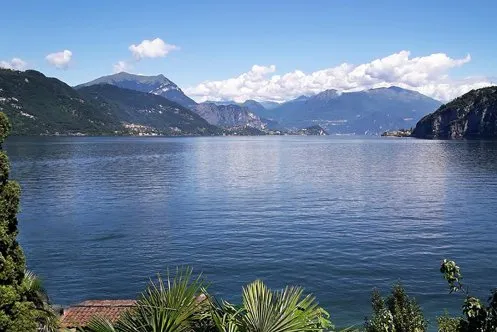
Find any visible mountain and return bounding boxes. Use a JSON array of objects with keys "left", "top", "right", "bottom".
[
  {"left": 207, "top": 99, "right": 275, "bottom": 114},
  {"left": 259, "top": 101, "right": 280, "bottom": 110},
  {"left": 206, "top": 100, "right": 238, "bottom": 106},
  {"left": 254, "top": 94, "right": 311, "bottom": 120},
  {"left": 194, "top": 103, "right": 265, "bottom": 129},
  {"left": 79, "top": 73, "right": 268, "bottom": 129},
  {"left": 0, "top": 69, "right": 220, "bottom": 136},
  {"left": 76, "top": 72, "right": 196, "bottom": 108},
  {"left": 0, "top": 68, "right": 118, "bottom": 135},
  {"left": 257, "top": 87, "right": 441, "bottom": 134},
  {"left": 412, "top": 86, "right": 497, "bottom": 139},
  {"left": 240, "top": 100, "right": 266, "bottom": 114},
  {"left": 78, "top": 84, "right": 221, "bottom": 136}
]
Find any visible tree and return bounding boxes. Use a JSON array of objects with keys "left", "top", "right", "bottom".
[
  {"left": 365, "top": 283, "right": 426, "bottom": 332},
  {"left": 439, "top": 259, "right": 497, "bottom": 331},
  {"left": 0, "top": 112, "right": 45, "bottom": 331}
]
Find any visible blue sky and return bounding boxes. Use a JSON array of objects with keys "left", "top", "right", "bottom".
[{"left": 1, "top": 0, "right": 496, "bottom": 101}]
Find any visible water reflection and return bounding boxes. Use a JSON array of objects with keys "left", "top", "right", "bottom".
[{"left": 5, "top": 136, "right": 497, "bottom": 328}]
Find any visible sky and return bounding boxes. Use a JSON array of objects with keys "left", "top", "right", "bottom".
[{"left": 1, "top": 0, "right": 496, "bottom": 102}]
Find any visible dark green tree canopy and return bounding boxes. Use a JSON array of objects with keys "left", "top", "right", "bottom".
[{"left": 0, "top": 112, "right": 39, "bottom": 331}]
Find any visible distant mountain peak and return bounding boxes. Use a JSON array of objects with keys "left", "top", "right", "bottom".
[
  {"left": 243, "top": 99, "right": 263, "bottom": 105},
  {"left": 364, "top": 86, "right": 437, "bottom": 102},
  {"left": 368, "top": 86, "right": 416, "bottom": 94},
  {"left": 312, "top": 89, "right": 339, "bottom": 100},
  {"left": 264, "top": 85, "right": 441, "bottom": 135},
  {"left": 387, "top": 86, "right": 405, "bottom": 92},
  {"left": 294, "top": 95, "right": 311, "bottom": 101},
  {"left": 76, "top": 72, "right": 196, "bottom": 108},
  {"left": 240, "top": 100, "right": 266, "bottom": 113}
]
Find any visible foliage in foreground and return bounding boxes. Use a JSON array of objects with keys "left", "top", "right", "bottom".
[
  {"left": 437, "top": 311, "right": 463, "bottom": 332},
  {"left": 85, "top": 267, "right": 208, "bottom": 332},
  {"left": 22, "top": 270, "right": 59, "bottom": 331},
  {"left": 0, "top": 112, "right": 57, "bottom": 331},
  {"left": 83, "top": 267, "right": 332, "bottom": 332},
  {"left": 439, "top": 259, "right": 497, "bottom": 331},
  {"left": 365, "top": 283, "right": 427, "bottom": 332},
  {"left": 211, "top": 279, "right": 332, "bottom": 332}
]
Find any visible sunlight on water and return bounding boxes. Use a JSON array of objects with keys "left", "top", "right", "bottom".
[{"left": 6, "top": 136, "right": 497, "bottom": 328}]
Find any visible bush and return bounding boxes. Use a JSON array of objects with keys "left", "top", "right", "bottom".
[
  {"left": 440, "top": 259, "right": 497, "bottom": 331},
  {"left": 437, "top": 311, "right": 462, "bottom": 332},
  {"left": 365, "top": 283, "right": 427, "bottom": 332}
]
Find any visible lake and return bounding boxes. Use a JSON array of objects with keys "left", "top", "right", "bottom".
[{"left": 6, "top": 136, "right": 497, "bottom": 329}]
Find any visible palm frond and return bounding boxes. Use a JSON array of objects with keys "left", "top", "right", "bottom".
[
  {"left": 23, "top": 270, "right": 59, "bottom": 332},
  {"left": 83, "top": 316, "right": 118, "bottom": 332},
  {"left": 23, "top": 270, "right": 47, "bottom": 298},
  {"left": 240, "top": 279, "right": 332, "bottom": 332},
  {"left": 116, "top": 266, "right": 207, "bottom": 332},
  {"left": 211, "top": 300, "right": 243, "bottom": 332}
]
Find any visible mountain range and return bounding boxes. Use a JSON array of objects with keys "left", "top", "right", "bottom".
[
  {"left": 0, "top": 69, "right": 117, "bottom": 135},
  {"left": 1, "top": 68, "right": 452, "bottom": 136},
  {"left": 78, "top": 84, "right": 221, "bottom": 136},
  {"left": 256, "top": 87, "right": 442, "bottom": 134},
  {"left": 78, "top": 72, "right": 266, "bottom": 130},
  {"left": 203, "top": 87, "right": 441, "bottom": 134},
  {"left": 0, "top": 69, "right": 219, "bottom": 135},
  {"left": 84, "top": 72, "right": 443, "bottom": 135}
]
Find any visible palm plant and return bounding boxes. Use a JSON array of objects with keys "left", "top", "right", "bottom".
[
  {"left": 22, "top": 270, "right": 59, "bottom": 332},
  {"left": 84, "top": 267, "right": 208, "bottom": 332},
  {"left": 211, "top": 279, "right": 333, "bottom": 332},
  {"left": 84, "top": 317, "right": 118, "bottom": 332}
]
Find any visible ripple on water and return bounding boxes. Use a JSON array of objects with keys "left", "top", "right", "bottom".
[{"left": 6, "top": 136, "right": 497, "bottom": 329}]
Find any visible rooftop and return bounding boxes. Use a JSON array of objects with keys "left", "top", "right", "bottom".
[{"left": 60, "top": 299, "right": 136, "bottom": 328}]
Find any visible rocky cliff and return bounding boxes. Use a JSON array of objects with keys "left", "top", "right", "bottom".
[
  {"left": 194, "top": 103, "right": 265, "bottom": 129},
  {"left": 412, "top": 86, "right": 497, "bottom": 139}
]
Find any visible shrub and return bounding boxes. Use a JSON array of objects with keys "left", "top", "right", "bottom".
[
  {"left": 437, "top": 311, "right": 462, "bottom": 332},
  {"left": 440, "top": 259, "right": 497, "bottom": 331},
  {"left": 365, "top": 283, "right": 427, "bottom": 332}
]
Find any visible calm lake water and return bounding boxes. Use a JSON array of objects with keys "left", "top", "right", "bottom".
[{"left": 6, "top": 136, "right": 497, "bottom": 328}]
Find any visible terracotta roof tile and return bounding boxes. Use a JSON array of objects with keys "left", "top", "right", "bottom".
[{"left": 60, "top": 300, "right": 136, "bottom": 328}]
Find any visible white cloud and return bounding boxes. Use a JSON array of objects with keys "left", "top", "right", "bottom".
[
  {"left": 45, "top": 50, "right": 73, "bottom": 69},
  {"left": 113, "top": 60, "right": 133, "bottom": 73},
  {"left": 129, "top": 38, "right": 178, "bottom": 60},
  {"left": 185, "top": 51, "right": 493, "bottom": 102},
  {"left": 0, "top": 57, "right": 27, "bottom": 70}
]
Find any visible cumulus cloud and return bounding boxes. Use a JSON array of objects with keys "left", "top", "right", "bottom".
[
  {"left": 45, "top": 50, "right": 72, "bottom": 69},
  {"left": 0, "top": 57, "right": 27, "bottom": 70},
  {"left": 113, "top": 60, "right": 133, "bottom": 73},
  {"left": 129, "top": 38, "right": 178, "bottom": 60},
  {"left": 185, "top": 51, "right": 492, "bottom": 102}
]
